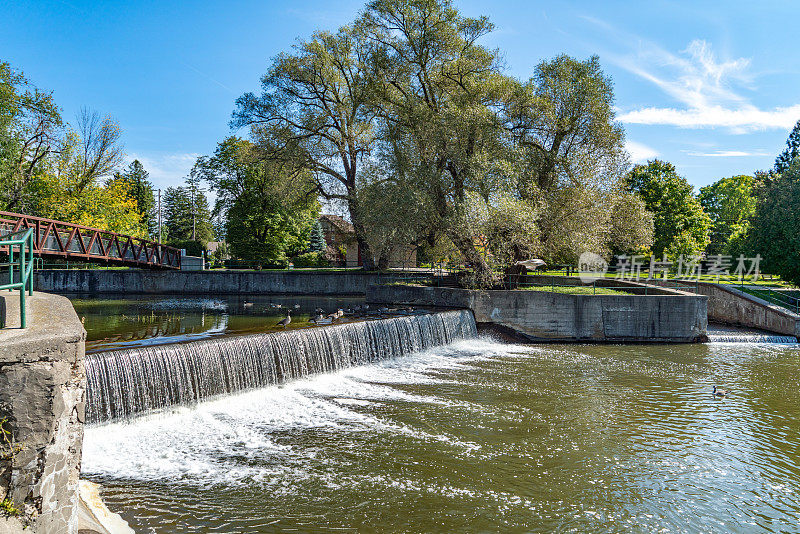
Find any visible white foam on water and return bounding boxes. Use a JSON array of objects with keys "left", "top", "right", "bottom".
[{"left": 83, "top": 338, "right": 508, "bottom": 484}]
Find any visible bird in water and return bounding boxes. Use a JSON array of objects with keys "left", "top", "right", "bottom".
[
  {"left": 311, "top": 313, "right": 325, "bottom": 324},
  {"left": 713, "top": 385, "right": 728, "bottom": 397},
  {"left": 277, "top": 311, "right": 291, "bottom": 328}
]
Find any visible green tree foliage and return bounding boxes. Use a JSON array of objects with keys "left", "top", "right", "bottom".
[
  {"left": 194, "top": 137, "right": 319, "bottom": 266},
  {"left": 0, "top": 61, "right": 63, "bottom": 212},
  {"left": 360, "top": 0, "right": 512, "bottom": 284},
  {"left": 232, "top": 24, "right": 377, "bottom": 267},
  {"left": 226, "top": 0, "right": 653, "bottom": 283},
  {"left": 0, "top": 60, "right": 147, "bottom": 237},
  {"left": 775, "top": 120, "right": 800, "bottom": 174},
  {"left": 308, "top": 220, "right": 326, "bottom": 253},
  {"left": 504, "top": 55, "right": 626, "bottom": 195},
  {"left": 32, "top": 173, "right": 146, "bottom": 237},
  {"left": 608, "top": 193, "right": 654, "bottom": 255},
  {"left": 625, "top": 160, "right": 711, "bottom": 257},
  {"left": 748, "top": 160, "right": 800, "bottom": 284},
  {"left": 356, "top": 162, "right": 432, "bottom": 270},
  {"left": 163, "top": 182, "right": 213, "bottom": 246},
  {"left": 698, "top": 175, "right": 757, "bottom": 256},
  {"left": 110, "top": 160, "right": 156, "bottom": 236}
]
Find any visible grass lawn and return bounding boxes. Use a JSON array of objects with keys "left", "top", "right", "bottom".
[
  {"left": 535, "top": 269, "right": 796, "bottom": 289},
  {"left": 519, "top": 285, "right": 631, "bottom": 295},
  {"left": 736, "top": 285, "right": 800, "bottom": 312}
]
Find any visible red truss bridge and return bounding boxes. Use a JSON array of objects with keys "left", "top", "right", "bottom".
[{"left": 0, "top": 211, "right": 181, "bottom": 269}]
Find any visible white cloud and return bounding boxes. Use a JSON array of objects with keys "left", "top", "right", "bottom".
[
  {"left": 684, "top": 149, "right": 771, "bottom": 157},
  {"left": 625, "top": 140, "right": 658, "bottom": 162},
  {"left": 124, "top": 152, "right": 199, "bottom": 190},
  {"left": 619, "top": 104, "right": 800, "bottom": 131},
  {"left": 610, "top": 37, "right": 798, "bottom": 132}
]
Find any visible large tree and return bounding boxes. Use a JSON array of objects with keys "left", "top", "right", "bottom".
[
  {"left": 698, "top": 175, "right": 757, "bottom": 256},
  {"left": 194, "top": 137, "right": 319, "bottom": 265},
  {"left": 73, "top": 107, "right": 124, "bottom": 192},
  {"left": 360, "top": 0, "right": 511, "bottom": 285},
  {"left": 748, "top": 160, "right": 800, "bottom": 284},
  {"left": 232, "top": 25, "right": 378, "bottom": 267},
  {"left": 504, "top": 55, "right": 626, "bottom": 196},
  {"left": 625, "top": 159, "right": 710, "bottom": 257},
  {"left": 0, "top": 61, "right": 63, "bottom": 212},
  {"left": 503, "top": 55, "right": 640, "bottom": 263}
]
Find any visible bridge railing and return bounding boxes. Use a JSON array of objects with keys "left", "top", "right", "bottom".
[
  {"left": 0, "top": 228, "right": 34, "bottom": 328},
  {"left": 0, "top": 211, "right": 181, "bottom": 269}
]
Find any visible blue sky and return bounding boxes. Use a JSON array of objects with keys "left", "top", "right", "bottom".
[{"left": 3, "top": 0, "right": 799, "bottom": 193}]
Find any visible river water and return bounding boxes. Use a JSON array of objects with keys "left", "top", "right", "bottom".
[
  {"left": 71, "top": 295, "right": 370, "bottom": 353},
  {"left": 82, "top": 338, "right": 800, "bottom": 533}
]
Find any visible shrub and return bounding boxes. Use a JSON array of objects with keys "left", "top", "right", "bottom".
[{"left": 292, "top": 251, "right": 330, "bottom": 268}]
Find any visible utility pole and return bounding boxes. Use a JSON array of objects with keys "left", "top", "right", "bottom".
[
  {"left": 158, "top": 188, "right": 162, "bottom": 244},
  {"left": 185, "top": 172, "right": 205, "bottom": 242},
  {"left": 191, "top": 186, "right": 196, "bottom": 241}
]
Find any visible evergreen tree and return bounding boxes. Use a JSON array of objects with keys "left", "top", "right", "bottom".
[
  {"left": 111, "top": 160, "right": 156, "bottom": 236},
  {"left": 163, "top": 182, "right": 213, "bottom": 246},
  {"left": 775, "top": 120, "right": 800, "bottom": 173},
  {"left": 749, "top": 159, "right": 800, "bottom": 284},
  {"left": 308, "top": 220, "right": 326, "bottom": 253}
]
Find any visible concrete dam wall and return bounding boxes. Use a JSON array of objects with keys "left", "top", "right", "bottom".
[
  {"left": 34, "top": 269, "right": 406, "bottom": 295},
  {"left": 367, "top": 285, "right": 708, "bottom": 343}
]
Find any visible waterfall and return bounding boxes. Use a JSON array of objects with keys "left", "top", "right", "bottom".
[
  {"left": 707, "top": 333, "right": 798, "bottom": 344},
  {"left": 86, "top": 310, "right": 476, "bottom": 424}
]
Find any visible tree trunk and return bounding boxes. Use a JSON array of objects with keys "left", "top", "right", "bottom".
[
  {"left": 346, "top": 195, "right": 375, "bottom": 270},
  {"left": 377, "top": 249, "right": 391, "bottom": 271},
  {"left": 446, "top": 227, "right": 493, "bottom": 288}
]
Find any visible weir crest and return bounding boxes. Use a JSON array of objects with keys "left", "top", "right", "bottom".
[{"left": 86, "top": 310, "right": 477, "bottom": 424}]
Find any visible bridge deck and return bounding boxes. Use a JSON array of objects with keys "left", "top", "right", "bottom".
[{"left": 0, "top": 211, "right": 181, "bottom": 269}]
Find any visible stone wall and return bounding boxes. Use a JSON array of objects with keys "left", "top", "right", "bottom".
[
  {"left": 367, "top": 285, "right": 707, "bottom": 342},
  {"left": 647, "top": 280, "right": 800, "bottom": 337},
  {"left": 35, "top": 269, "right": 410, "bottom": 295},
  {"left": 0, "top": 293, "right": 86, "bottom": 534}
]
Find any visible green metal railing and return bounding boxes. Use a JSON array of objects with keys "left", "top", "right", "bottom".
[{"left": 0, "top": 228, "right": 35, "bottom": 328}]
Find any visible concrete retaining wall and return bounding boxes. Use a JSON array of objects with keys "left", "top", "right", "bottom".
[
  {"left": 34, "top": 269, "right": 408, "bottom": 295},
  {"left": 648, "top": 280, "right": 800, "bottom": 337},
  {"left": 0, "top": 293, "right": 86, "bottom": 533},
  {"left": 367, "top": 285, "right": 707, "bottom": 342}
]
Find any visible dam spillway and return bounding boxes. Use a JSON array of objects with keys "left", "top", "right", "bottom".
[{"left": 85, "top": 310, "right": 477, "bottom": 424}]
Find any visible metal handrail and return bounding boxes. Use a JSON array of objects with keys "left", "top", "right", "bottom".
[
  {"left": 0, "top": 228, "right": 34, "bottom": 328},
  {"left": 735, "top": 283, "right": 800, "bottom": 314}
]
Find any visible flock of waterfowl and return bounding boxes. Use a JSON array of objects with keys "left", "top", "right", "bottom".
[{"left": 263, "top": 303, "right": 416, "bottom": 328}]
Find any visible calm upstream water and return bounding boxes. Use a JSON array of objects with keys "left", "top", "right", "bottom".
[
  {"left": 71, "top": 295, "right": 369, "bottom": 353},
  {"left": 82, "top": 338, "right": 800, "bottom": 533}
]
